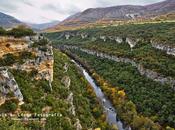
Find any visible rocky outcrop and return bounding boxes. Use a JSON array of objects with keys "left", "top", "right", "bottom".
[
  {"left": 126, "top": 38, "right": 139, "bottom": 49},
  {"left": 0, "top": 96, "right": 5, "bottom": 106},
  {"left": 61, "top": 76, "right": 71, "bottom": 89},
  {"left": 63, "top": 63, "right": 69, "bottom": 73},
  {"left": 67, "top": 92, "right": 76, "bottom": 116},
  {"left": 1, "top": 35, "right": 54, "bottom": 93},
  {"left": 100, "top": 36, "right": 107, "bottom": 42},
  {"left": 0, "top": 36, "right": 28, "bottom": 58},
  {"left": 60, "top": 32, "right": 141, "bottom": 49},
  {"left": 91, "top": 37, "right": 97, "bottom": 41},
  {"left": 115, "top": 37, "right": 123, "bottom": 44},
  {"left": 0, "top": 67, "right": 24, "bottom": 105},
  {"left": 62, "top": 45, "right": 175, "bottom": 89},
  {"left": 151, "top": 41, "right": 175, "bottom": 56},
  {"left": 80, "top": 33, "right": 88, "bottom": 39},
  {"left": 74, "top": 119, "right": 82, "bottom": 130},
  {"left": 65, "top": 34, "right": 70, "bottom": 40},
  {"left": 9, "top": 37, "right": 54, "bottom": 84}
]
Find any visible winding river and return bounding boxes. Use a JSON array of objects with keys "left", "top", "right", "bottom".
[{"left": 71, "top": 59, "right": 131, "bottom": 130}]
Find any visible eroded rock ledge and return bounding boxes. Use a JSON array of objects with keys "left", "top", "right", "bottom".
[
  {"left": 151, "top": 40, "right": 175, "bottom": 56},
  {"left": 59, "top": 32, "right": 175, "bottom": 55},
  {"left": 62, "top": 45, "right": 175, "bottom": 89}
]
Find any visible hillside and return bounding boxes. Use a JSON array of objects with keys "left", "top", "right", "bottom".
[
  {"left": 47, "top": 0, "right": 175, "bottom": 32},
  {"left": 0, "top": 12, "right": 22, "bottom": 28},
  {"left": 0, "top": 27, "right": 117, "bottom": 129}
]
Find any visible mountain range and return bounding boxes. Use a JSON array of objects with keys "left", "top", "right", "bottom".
[
  {"left": 27, "top": 21, "right": 60, "bottom": 30},
  {"left": 0, "top": 12, "right": 22, "bottom": 28},
  {"left": 50, "top": 0, "right": 175, "bottom": 31},
  {"left": 0, "top": 12, "right": 59, "bottom": 30},
  {"left": 0, "top": 0, "right": 175, "bottom": 30}
]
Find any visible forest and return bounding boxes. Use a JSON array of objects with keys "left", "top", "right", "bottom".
[{"left": 68, "top": 49, "right": 175, "bottom": 128}]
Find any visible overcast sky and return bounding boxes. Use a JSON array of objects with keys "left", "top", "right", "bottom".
[{"left": 0, "top": 0, "right": 164, "bottom": 24}]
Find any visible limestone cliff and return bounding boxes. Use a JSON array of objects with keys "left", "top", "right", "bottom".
[
  {"left": 62, "top": 45, "right": 175, "bottom": 89},
  {"left": 0, "top": 35, "right": 54, "bottom": 104}
]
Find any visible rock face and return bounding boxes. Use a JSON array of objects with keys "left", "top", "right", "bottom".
[
  {"left": 151, "top": 41, "right": 175, "bottom": 56},
  {"left": 67, "top": 92, "right": 76, "bottom": 116},
  {"left": 100, "top": 36, "right": 107, "bottom": 42},
  {"left": 62, "top": 45, "right": 175, "bottom": 89},
  {"left": 8, "top": 36, "right": 54, "bottom": 83},
  {"left": 0, "top": 67, "right": 23, "bottom": 104},
  {"left": 61, "top": 76, "right": 71, "bottom": 89},
  {"left": 0, "top": 96, "right": 5, "bottom": 106},
  {"left": 115, "top": 37, "right": 123, "bottom": 44},
  {"left": 0, "top": 36, "right": 28, "bottom": 58},
  {"left": 74, "top": 119, "right": 82, "bottom": 130},
  {"left": 0, "top": 35, "right": 54, "bottom": 92},
  {"left": 80, "top": 33, "right": 88, "bottom": 39},
  {"left": 65, "top": 34, "right": 70, "bottom": 40},
  {"left": 63, "top": 63, "right": 69, "bottom": 73}
]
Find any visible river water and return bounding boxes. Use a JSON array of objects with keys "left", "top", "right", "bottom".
[{"left": 71, "top": 59, "right": 131, "bottom": 130}]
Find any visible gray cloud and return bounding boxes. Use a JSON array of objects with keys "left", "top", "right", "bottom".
[
  {"left": 42, "top": 3, "right": 80, "bottom": 15},
  {"left": 23, "top": 1, "right": 34, "bottom": 7},
  {"left": 0, "top": 0, "right": 164, "bottom": 23},
  {"left": 0, "top": 0, "right": 19, "bottom": 12}
]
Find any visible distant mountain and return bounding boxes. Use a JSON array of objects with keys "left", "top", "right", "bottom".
[
  {"left": 27, "top": 21, "right": 60, "bottom": 30},
  {"left": 0, "top": 12, "right": 22, "bottom": 28},
  {"left": 146, "top": 0, "right": 175, "bottom": 15},
  {"left": 49, "top": 0, "right": 175, "bottom": 31}
]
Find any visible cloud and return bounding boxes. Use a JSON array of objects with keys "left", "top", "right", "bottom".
[
  {"left": 0, "top": 0, "right": 163, "bottom": 23},
  {"left": 42, "top": 3, "right": 80, "bottom": 15}
]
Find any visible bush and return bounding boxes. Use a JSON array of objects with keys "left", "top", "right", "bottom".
[
  {"left": 1, "top": 53, "right": 16, "bottom": 66},
  {"left": 2, "top": 100, "right": 18, "bottom": 112}
]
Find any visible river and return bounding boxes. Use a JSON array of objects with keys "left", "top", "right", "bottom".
[{"left": 71, "top": 59, "right": 131, "bottom": 130}]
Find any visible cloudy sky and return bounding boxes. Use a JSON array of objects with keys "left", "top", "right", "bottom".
[{"left": 0, "top": 0, "right": 163, "bottom": 24}]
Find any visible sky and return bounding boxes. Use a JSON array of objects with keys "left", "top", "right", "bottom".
[{"left": 0, "top": 0, "right": 164, "bottom": 24}]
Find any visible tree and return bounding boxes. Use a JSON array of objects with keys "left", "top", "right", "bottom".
[
  {"left": 0, "top": 27, "right": 6, "bottom": 35},
  {"left": 7, "top": 25, "right": 35, "bottom": 37}
]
